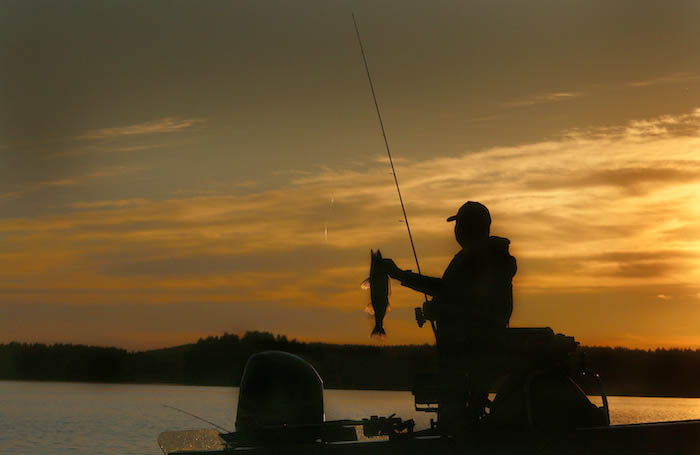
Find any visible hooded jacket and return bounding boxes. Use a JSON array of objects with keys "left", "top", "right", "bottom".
[{"left": 398, "top": 236, "right": 517, "bottom": 332}]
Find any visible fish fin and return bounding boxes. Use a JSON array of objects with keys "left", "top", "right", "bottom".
[
  {"left": 371, "top": 325, "right": 386, "bottom": 338},
  {"left": 386, "top": 280, "right": 391, "bottom": 311},
  {"left": 365, "top": 304, "right": 375, "bottom": 315},
  {"left": 361, "top": 278, "right": 371, "bottom": 290}
]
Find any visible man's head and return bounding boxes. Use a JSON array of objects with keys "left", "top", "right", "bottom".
[{"left": 447, "top": 201, "right": 491, "bottom": 247}]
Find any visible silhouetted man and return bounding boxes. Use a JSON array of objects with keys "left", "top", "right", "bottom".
[{"left": 382, "top": 201, "right": 517, "bottom": 431}]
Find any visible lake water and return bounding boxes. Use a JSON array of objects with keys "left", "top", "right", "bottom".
[{"left": 3, "top": 380, "right": 700, "bottom": 454}]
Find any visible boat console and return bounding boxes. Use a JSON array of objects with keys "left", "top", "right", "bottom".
[{"left": 412, "top": 327, "right": 609, "bottom": 432}]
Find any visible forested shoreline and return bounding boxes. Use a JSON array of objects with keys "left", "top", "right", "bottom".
[{"left": 2, "top": 331, "right": 700, "bottom": 397}]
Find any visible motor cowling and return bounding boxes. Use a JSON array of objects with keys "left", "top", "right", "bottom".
[{"left": 235, "top": 351, "right": 324, "bottom": 433}]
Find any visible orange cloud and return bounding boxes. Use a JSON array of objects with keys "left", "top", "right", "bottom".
[
  {"left": 3, "top": 109, "right": 700, "bottom": 348},
  {"left": 627, "top": 72, "right": 698, "bottom": 88},
  {"left": 502, "top": 91, "right": 584, "bottom": 108},
  {"left": 77, "top": 117, "right": 204, "bottom": 140}
]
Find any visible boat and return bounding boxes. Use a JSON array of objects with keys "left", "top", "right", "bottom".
[{"left": 157, "top": 328, "right": 700, "bottom": 454}]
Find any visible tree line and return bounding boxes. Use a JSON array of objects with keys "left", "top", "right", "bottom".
[{"left": 1, "top": 331, "right": 699, "bottom": 397}]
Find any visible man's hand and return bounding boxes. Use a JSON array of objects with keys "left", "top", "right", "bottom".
[
  {"left": 381, "top": 258, "right": 403, "bottom": 279},
  {"left": 422, "top": 299, "right": 437, "bottom": 321}
]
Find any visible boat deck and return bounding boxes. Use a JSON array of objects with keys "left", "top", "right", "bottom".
[{"left": 161, "top": 419, "right": 700, "bottom": 455}]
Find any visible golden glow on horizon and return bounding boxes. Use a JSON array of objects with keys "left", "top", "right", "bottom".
[{"left": 2, "top": 110, "right": 700, "bottom": 349}]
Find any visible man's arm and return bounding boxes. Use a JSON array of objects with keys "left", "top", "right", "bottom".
[
  {"left": 383, "top": 259, "right": 445, "bottom": 296},
  {"left": 396, "top": 270, "right": 444, "bottom": 296}
]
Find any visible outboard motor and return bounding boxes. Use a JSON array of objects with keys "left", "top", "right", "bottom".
[{"left": 235, "top": 351, "right": 324, "bottom": 435}]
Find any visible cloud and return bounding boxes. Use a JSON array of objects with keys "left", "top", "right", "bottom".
[
  {"left": 77, "top": 117, "right": 203, "bottom": 140},
  {"left": 71, "top": 199, "right": 149, "bottom": 209},
  {"left": 34, "top": 165, "right": 144, "bottom": 189},
  {"left": 564, "top": 109, "right": 700, "bottom": 141},
  {"left": 0, "top": 190, "right": 23, "bottom": 200},
  {"left": 519, "top": 249, "right": 699, "bottom": 279},
  {"left": 44, "top": 179, "right": 77, "bottom": 186},
  {"left": 52, "top": 143, "right": 168, "bottom": 157},
  {"left": 4, "top": 108, "right": 700, "bottom": 347},
  {"left": 611, "top": 262, "right": 681, "bottom": 279},
  {"left": 108, "top": 144, "right": 166, "bottom": 153},
  {"left": 0, "top": 165, "right": 145, "bottom": 203},
  {"left": 627, "top": 72, "right": 698, "bottom": 88},
  {"left": 502, "top": 91, "right": 583, "bottom": 108},
  {"left": 5, "top": 109, "right": 700, "bottom": 274},
  {"left": 524, "top": 165, "right": 700, "bottom": 194},
  {"left": 93, "top": 245, "right": 362, "bottom": 279},
  {"left": 592, "top": 250, "right": 699, "bottom": 263}
]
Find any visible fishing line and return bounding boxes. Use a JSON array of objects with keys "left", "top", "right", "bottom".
[
  {"left": 163, "top": 404, "right": 232, "bottom": 433},
  {"left": 352, "top": 13, "right": 438, "bottom": 338}
]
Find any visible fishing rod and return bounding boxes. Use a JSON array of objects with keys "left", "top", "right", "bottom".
[
  {"left": 351, "top": 13, "right": 438, "bottom": 339},
  {"left": 163, "top": 404, "right": 232, "bottom": 433}
]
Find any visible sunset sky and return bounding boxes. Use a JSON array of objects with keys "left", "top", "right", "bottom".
[{"left": 2, "top": 1, "right": 700, "bottom": 350}]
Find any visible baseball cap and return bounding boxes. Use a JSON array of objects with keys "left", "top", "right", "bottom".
[{"left": 446, "top": 201, "right": 491, "bottom": 225}]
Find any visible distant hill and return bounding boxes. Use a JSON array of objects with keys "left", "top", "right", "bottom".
[{"left": 2, "top": 331, "right": 700, "bottom": 397}]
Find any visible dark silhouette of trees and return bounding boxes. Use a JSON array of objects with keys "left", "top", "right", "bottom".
[
  {"left": 2, "top": 333, "right": 700, "bottom": 397},
  {"left": 581, "top": 346, "right": 700, "bottom": 397},
  {"left": 0, "top": 342, "right": 127, "bottom": 382}
]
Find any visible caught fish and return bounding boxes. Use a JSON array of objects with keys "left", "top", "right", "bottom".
[{"left": 361, "top": 249, "right": 390, "bottom": 337}]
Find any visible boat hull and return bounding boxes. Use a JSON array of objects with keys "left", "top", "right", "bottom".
[{"left": 165, "top": 419, "right": 700, "bottom": 455}]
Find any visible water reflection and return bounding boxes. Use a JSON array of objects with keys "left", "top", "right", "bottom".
[{"left": 4, "top": 381, "right": 700, "bottom": 455}]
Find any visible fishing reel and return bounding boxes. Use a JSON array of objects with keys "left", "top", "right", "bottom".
[{"left": 415, "top": 299, "right": 437, "bottom": 328}]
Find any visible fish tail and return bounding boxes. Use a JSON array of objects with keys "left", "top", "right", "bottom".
[{"left": 371, "top": 325, "right": 386, "bottom": 338}]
